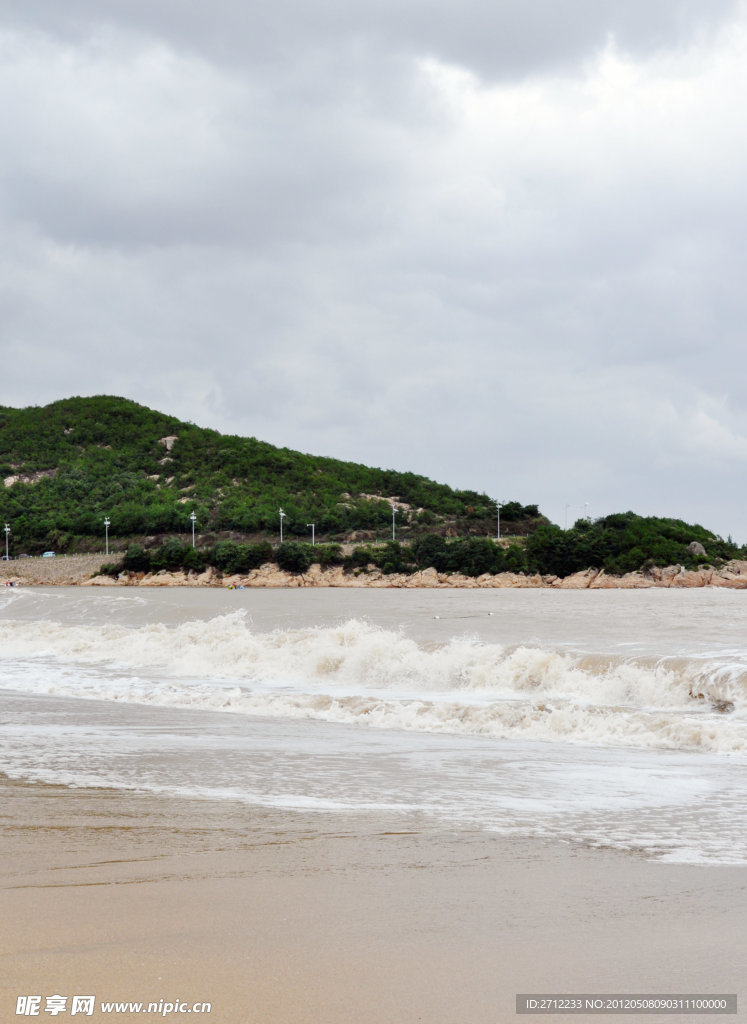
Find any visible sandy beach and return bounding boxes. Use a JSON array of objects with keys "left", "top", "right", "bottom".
[
  {"left": 0, "top": 554, "right": 110, "bottom": 587},
  {"left": 2, "top": 777, "right": 745, "bottom": 1024},
  {"left": 3, "top": 586, "right": 747, "bottom": 1023}
]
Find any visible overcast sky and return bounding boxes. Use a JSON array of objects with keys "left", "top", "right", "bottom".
[{"left": 3, "top": 1, "right": 747, "bottom": 539}]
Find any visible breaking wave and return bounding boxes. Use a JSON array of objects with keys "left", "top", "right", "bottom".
[{"left": 2, "top": 611, "right": 747, "bottom": 753}]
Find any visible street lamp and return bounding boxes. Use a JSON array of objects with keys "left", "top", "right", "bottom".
[
  {"left": 279, "top": 508, "right": 286, "bottom": 543},
  {"left": 495, "top": 499, "right": 507, "bottom": 541},
  {"left": 306, "top": 523, "right": 315, "bottom": 546},
  {"left": 189, "top": 511, "right": 196, "bottom": 548},
  {"left": 391, "top": 505, "right": 396, "bottom": 541},
  {"left": 4, "top": 523, "right": 9, "bottom": 560},
  {"left": 104, "top": 516, "right": 110, "bottom": 557}
]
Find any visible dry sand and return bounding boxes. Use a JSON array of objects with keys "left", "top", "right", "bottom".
[
  {"left": 1, "top": 778, "right": 745, "bottom": 1023},
  {"left": 0, "top": 554, "right": 109, "bottom": 586}
]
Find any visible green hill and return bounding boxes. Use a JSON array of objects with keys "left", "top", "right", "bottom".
[
  {"left": 3, "top": 396, "right": 740, "bottom": 576},
  {"left": 0, "top": 395, "right": 541, "bottom": 552},
  {"left": 524, "top": 513, "right": 743, "bottom": 577}
]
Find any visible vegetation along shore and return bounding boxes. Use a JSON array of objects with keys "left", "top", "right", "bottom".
[{"left": 3, "top": 552, "right": 747, "bottom": 591}]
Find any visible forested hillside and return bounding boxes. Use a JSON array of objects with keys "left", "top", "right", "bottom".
[
  {"left": 2, "top": 396, "right": 741, "bottom": 577},
  {"left": 0, "top": 396, "right": 540, "bottom": 552}
]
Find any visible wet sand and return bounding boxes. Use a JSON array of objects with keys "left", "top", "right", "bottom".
[{"left": 1, "top": 778, "right": 745, "bottom": 1023}]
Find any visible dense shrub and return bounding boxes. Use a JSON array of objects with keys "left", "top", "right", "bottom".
[
  {"left": 524, "top": 512, "right": 731, "bottom": 576},
  {"left": 211, "top": 540, "right": 273, "bottom": 574},
  {"left": 91, "top": 515, "right": 739, "bottom": 582},
  {"left": 412, "top": 534, "right": 449, "bottom": 571},
  {"left": 375, "top": 541, "right": 415, "bottom": 575},
  {"left": 122, "top": 543, "right": 150, "bottom": 572},
  {"left": 314, "top": 543, "right": 343, "bottom": 568},
  {"left": 276, "top": 542, "right": 312, "bottom": 574},
  {"left": 343, "top": 545, "right": 378, "bottom": 571},
  {"left": 149, "top": 538, "right": 191, "bottom": 571},
  {"left": 412, "top": 535, "right": 528, "bottom": 576}
]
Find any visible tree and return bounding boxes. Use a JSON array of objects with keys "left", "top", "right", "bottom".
[{"left": 276, "top": 542, "right": 312, "bottom": 574}]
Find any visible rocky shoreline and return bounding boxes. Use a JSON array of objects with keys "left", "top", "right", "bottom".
[
  {"left": 111, "top": 561, "right": 747, "bottom": 589},
  {"left": 3, "top": 554, "right": 747, "bottom": 589}
]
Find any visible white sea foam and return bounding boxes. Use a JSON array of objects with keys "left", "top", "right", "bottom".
[
  {"left": 2, "top": 612, "right": 746, "bottom": 752},
  {"left": 3, "top": 589, "right": 747, "bottom": 863},
  {"left": 3, "top": 685, "right": 745, "bottom": 864}
]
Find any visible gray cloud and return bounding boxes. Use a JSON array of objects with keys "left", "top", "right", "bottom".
[
  {"left": 3, "top": 0, "right": 740, "bottom": 76},
  {"left": 2, "top": 1, "right": 747, "bottom": 540}
]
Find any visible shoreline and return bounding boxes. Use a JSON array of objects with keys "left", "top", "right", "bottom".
[
  {"left": 3, "top": 553, "right": 747, "bottom": 589},
  {"left": 2, "top": 776, "right": 745, "bottom": 1024}
]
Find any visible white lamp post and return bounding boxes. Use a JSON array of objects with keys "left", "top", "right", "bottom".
[
  {"left": 391, "top": 505, "right": 396, "bottom": 541},
  {"left": 279, "top": 508, "right": 286, "bottom": 543},
  {"left": 104, "top": 516, "right": 110, "bottom": 557},
  {"left": 189, "top": 511, "right": 196, "bottom": 548},
  {"left": 307, "top": 523, "right": 315, "bottom": 546},
  {"left": 4, "top": 523, "right": 9, "bottom": 560},
  {"left": 495, "top": 499, "right": 507, "bottom": 541}
]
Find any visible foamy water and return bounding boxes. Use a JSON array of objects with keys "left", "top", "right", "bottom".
[{"left": 2, "top": 586, "right": 747, "bottom": 863}]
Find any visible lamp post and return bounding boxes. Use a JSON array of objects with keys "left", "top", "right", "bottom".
[
  {"left": 307, "top": 523, "right": 315, "bottom": 546},
  {"left": 495, "top": 499, "right": 507, "bottom": 541},
  {"left": 189, "top": 511, "right": 196, "bottom": 548},
  {"left": 104, "top": 516, "right": 110, "bottom": 557},
  {"left": 279, "top": 508, "right": 286, "bottom": 544},
  {"left": 4, "top": 523, "right": 9, "bottom": 560},
  {"left": 392, "top": 505, "right": 396, "bottom": 541}
]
